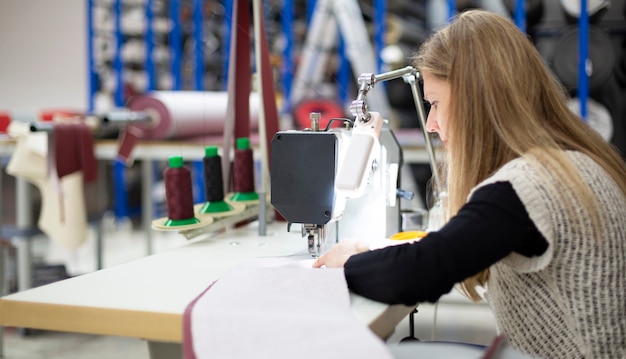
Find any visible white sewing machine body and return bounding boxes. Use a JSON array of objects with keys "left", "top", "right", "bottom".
[
  {"left": 272, "top": 66, "right": 441, "bottom": 257},
  {"left": 270, "top": 112, "right": 402, "bottom": 256}
]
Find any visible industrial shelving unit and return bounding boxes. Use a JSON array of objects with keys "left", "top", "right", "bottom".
[
  {"left": 85, "top": 0, "right": 393, "bottom": 222},
  {"left": 84, "top": 0, "right": 626, "bottom": 222}
]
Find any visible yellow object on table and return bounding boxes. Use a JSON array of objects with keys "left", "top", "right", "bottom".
[
  {"left": 369, "top": 231, "right": 429, "bottom": 250},
  {"left": 389, "top": 231, "right": 428, "bottom": 241}
]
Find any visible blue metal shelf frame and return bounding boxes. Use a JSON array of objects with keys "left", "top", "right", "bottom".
[
  {"left": 87, "top": 0, "right": 95, "bottom": 112},
  {"left": 94, "top": 0, "right": 577, "bottom": 222},
  {"left": 170, "top": 0, "right": 182, "bottom": 90},
  {"left": 448, "top": 0, "right": 456, "bottom": 22},
  {"left": 193, "top": 0, "right": 205, "bottom": 91},
  {"left": 374, "top": 0, "right": 386, "bottom": 73},
  {"left": 515, "top": 0, "right": 526, "bottom": 32},
  {"left": 146, "top": 0, "right": 156, "bottom": 91},
  {"left": 114, "top": 0, "right": 124, "bottom": 107},
  {"left": 223, "top": 0, "right": 233, "bottom": 90},
  {"left": 280, "top": 0, "right": 295, "bottom": 113},
  {"left": 578, "top": 0, "right": 589, "bottom": 121}
]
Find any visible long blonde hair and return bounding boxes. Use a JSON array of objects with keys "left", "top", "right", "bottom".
[{"left": 413, "top": 10, "right": 626, "bottom": 301}]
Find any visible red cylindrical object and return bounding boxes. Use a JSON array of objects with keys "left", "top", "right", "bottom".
[
  {"left": 0, "top": 112, "right": 11, "bottom": 133},
  {"left": 232, "top": 138, "right": 255, "bottom": 193},
  {"left": 164, "top": 156, "right": 195, "bottom": 220}
]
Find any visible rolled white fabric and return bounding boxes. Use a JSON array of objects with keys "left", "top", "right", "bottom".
[
  {"left": 127, "top": 91, "right": 260, "bottom": 139},
  {"left": 566, "top": 97, "right": 613, "bottom": 141}
]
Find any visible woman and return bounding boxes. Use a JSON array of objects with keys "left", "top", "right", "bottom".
[{"left": 313, "top": 10, "right": 626, "bottom": 359}]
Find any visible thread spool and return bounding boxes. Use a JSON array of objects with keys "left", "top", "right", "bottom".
[
  {"left": 0, "top": 112, "right": 11, "bottom": 133},
  {"left": 559, "top": 0, "right": 610, "bottom": 24},
  {"left": 293, "top": 99, "right": 345, "bottom": 130},
  {"left": 566, "top": 97, "right": 613, "bottom": 141},
  {"left": 385, "top": 15, "right": 428, "bottom": 46},
  {"left": 163, "top": 156, "right": 200, "bottom": 226},
  {"left": 503, "top": 0, "right": 544, "bottom": 29},
  {"left": 552, "top": 26, "right": 615, "bottom": 97},
  {"left": 199, "top": 146, "right": 233, "bottom": 213},
  {"left": 230, "top": 137, "right": 259, "bottom": 202}
]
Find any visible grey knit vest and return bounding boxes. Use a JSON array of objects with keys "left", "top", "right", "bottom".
[{"left": 473, "top": 151, "right": 626, "bottom": 359}]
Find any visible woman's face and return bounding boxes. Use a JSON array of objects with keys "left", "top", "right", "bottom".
[{"left": 422, "top": 72, "right": 450, "bottom": 146}]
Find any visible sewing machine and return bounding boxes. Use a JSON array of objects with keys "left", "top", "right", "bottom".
[{"left": 271, "top": 66, "right": 439, "bottom": 257}]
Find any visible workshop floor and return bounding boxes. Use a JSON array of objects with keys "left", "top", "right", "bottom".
[{"left": 1, "top": 215, "right": 498, "bottom": 358}]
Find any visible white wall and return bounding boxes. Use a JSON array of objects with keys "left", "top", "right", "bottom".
[{"left": 0, "top": 0, "right": 87, "bottom": 117}]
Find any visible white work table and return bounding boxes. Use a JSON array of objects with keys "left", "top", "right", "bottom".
[{"left": 0, "top": 222, "right": 414, "bottom": 358}]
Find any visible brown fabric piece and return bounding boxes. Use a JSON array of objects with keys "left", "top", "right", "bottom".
[
  {"left": 54, "top": 122, "right": 98, "bottom": 183},
  {"left": 232, "top": 0, "right": 251, "bottom": 142},
  {"left": 116, "top": 125, "right": 144, "bottom": 165}
]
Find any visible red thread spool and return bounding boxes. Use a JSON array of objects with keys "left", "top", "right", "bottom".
[
  {"left": 230, "top": 137, "right": 259, "bottom": 201},
  {"left": 0, "top": 112, "right": 11, "bottom": 133},
  {"left": 163, "top": 156, "right": 199, "bottom": 226},
  {"left": 293, "top": 99, "right": 345, "bottom": 130}
]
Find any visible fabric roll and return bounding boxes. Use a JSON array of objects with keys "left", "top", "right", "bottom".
[
  {"left": 552, "top": 26, "right": 615, "bottom": 95},
  {"left": 126, "top": 91, "right": 260, "bottom": 140},
  {"left": 293, "top": 99, "right": 346, "bottom": 129}
]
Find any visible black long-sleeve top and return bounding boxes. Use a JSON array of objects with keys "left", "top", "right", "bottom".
[{"left": 344, "top": 181, "right": 549, "bottom": 306}]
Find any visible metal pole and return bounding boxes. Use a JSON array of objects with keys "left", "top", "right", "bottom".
[
  {"left": 406, "top": 74, "right": 443, "bottom": 196},
  {"left": 447, "top": 0, "right": 456, "bottom": 22},
  {"left": 578, "top": 0, "right": 589, "bottom": 121},
  {"left": 0, "top": 158, "right": 4, "bottom": 358},
  {"left": 15, "top": 178, "right": 32, "bottom": 292},
  {"left": 193, "top": 0, "right": 204, "bottom": 91},
  {"left": 374, "top": 0, "right": 386, "bottom": 73},
  {"left": 87, "top": 0, "right": 95, "bottom": 112},
  {"left": 146, "top": 0, "right": 156, "bottom": 91},
  {"left": 170, "top": 0, "right": 182, "bottom": 90},
  {"left": 141, "top": 160, "right": 154, "bottom": 255},
  {"left": 515, "top": 0, "right": 526, "bottom": 32},
  {"left": 114, "top": 0, "right": 124, "bottom": 107},
  {"left": 280, "top": 0, "right": 294, "bottom": 113}
]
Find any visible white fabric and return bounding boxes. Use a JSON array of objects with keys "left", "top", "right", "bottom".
[
  {"left": 187, "top": 258, "right": 393, "bottom": 359},
  {"left": 6, "top": 125, "right": 88, "bottom": 249}
]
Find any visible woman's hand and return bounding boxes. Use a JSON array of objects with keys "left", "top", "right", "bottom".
[{"left": 312, "top": 240, "right": 370, "bottom": 268}]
